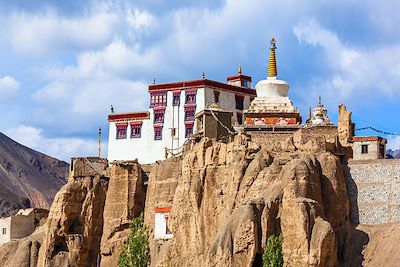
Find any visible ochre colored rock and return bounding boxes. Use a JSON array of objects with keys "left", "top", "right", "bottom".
[
  {"left": 37, "top": 158, "right": 108, "bottom": 267},
  {"left": 100, "top": 161, "right": 146, "bottom": 267}
]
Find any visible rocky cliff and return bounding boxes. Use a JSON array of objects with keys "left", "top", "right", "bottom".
[
  {"left": 0, "top": 132, "right": 68, "bottom": 217},
  {"left": 4, "top": 132, "right": 400, "bottom": 266},
  {"left": 146, "top": 134, "right": 352, "bottom": 266}
]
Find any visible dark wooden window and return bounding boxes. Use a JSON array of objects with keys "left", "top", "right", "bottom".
[
  {"left": 154, "top": 111, "right": 164, "bottom": 123},
  {"left": 2, "top": 228, "right": 7, "bottom": 235},
  {"left": 237, "top": 113, "right": 243, "bottom": 125},
  {"left": 130, "top": 124, "right": 142, "bottom": 138},
  {"left": 116, "top": 125, "right": 127, "bottom": 139},
  {"left": 361, "top": 144, "right": 368, "bottom": 154},
  {"left": 150, "top": 92, "right": 167, "bottom": 107},
  {"left": 235, "top": 95, "right": 244, "bottom": 110},
  {"left": 185, "top": 93, "right": 196, "bottom": 104},
  {"left": 214, "top": 91, "right": 220, "bottom": 103},
  {"left": 185, "top": 124, "right": 193, "bottom": 138},
  {"left": 154, "top": 127, "right": 163, "bottom": 140}
]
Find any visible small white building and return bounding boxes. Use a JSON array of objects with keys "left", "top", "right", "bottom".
[
  {"left": 107, "top": 71, "right": 256, "bottom": 164},
  {"left": 353, "top": 136, "right": 387, "bottom": 160},
  {"left": 0, "top": 208, "right": 35, "bottom": 245}
]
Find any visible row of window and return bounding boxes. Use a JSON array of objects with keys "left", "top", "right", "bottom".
[
  {"left": 150, "top": 91, "right": 197, "bottom": 107},
  {"left": 153, "top": 108, "right": 195, "bottom": 124},
  {"left": 116, "top": 124, "right": 142, "bottom": 139},
  {"left": 116, "top": 124, "right": 194, "bottom": 140},
  {"left": 151, "top": 90, "right": 250, "bottom": 110}
]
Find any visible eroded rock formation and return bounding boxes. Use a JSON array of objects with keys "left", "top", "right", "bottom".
[
  {"left": 100, "top": 161, "right": 146, "bottom": 267},
  {"left": 146, "top": 134, "right": 352, "bottom": 266},
  {"left": 37, "top": 158, "right": 109, "bottom": 267}
]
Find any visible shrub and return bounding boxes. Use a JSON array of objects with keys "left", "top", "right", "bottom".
[
  {"left": 262, "top": 234, "right": 283, "bottom": 267},
  {"left": 118, "top": 212, "right": 150, "bottom": 267}
]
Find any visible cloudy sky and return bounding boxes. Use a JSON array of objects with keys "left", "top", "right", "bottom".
[{"left": 1, "top": 0, "right": 400, "bottom": 161}]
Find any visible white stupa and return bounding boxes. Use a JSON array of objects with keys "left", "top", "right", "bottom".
[
  {"left": 245, "top": 38, "right": 301, "bottom": 127},
  {"left": 306, "top": 97, "right": 334, "bottom": 127}
]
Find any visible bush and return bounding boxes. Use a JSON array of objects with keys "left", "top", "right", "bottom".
[
  {"left": 118, "top": 213, "right": 150, "bottom": 267},
  {"left": 262, "top": 234, "right": 283, "bottom": 267}
]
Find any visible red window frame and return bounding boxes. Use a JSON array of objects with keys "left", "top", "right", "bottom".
[
  {"left": 116, "top": 123, "right": 128, "bottom": 139},
  {"left": 184, "top": 106, "right": 196, "bottom": 121},
  {"left": 185, "top": 89, "right": 197, "bottom": 104},
  {"left": 154, "top": 127, "right": 163, "bottom": 140},
  {"left": 150, "top": 92, "right": 167, "bottom": 107},
  {"left": 185, "top": 122, "right": 194, "bottom": 138},
  {"left": 154, "top": 110, "right": 165, "bottom": 123},
  {"left": 173, "top": 91, "right": 180, "bottom": 106},
  {"left": 130, "top": 122, "right": 142, "bottom": 138}
]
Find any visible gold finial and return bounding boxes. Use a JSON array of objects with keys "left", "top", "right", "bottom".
[
  {"left": 267, "top": 37, "right": 277, "bottom": 78},
  {"left": 238, "top": 65, "right": 242, "bottom": 75}
]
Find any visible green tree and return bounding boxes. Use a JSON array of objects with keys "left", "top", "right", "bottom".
[
  {"left": 262, "top": 234, "right": 283, "bottom": 267},
  {"left": 118, "top": 212, "right": 150, "bottom": 267}
]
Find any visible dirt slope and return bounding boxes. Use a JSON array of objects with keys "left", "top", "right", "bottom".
[{"left": 0, "top": 132, "right": 68, "bottom": 216}]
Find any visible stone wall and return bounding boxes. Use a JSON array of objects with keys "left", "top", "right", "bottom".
[{"left": 345, "top": 159, "right": 400, "bottom": 224}]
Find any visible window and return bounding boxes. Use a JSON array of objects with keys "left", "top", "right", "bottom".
[
  {"left": 154, "top": 111, "right": 165, "bottom": 123},
  {"left": 361, "top": 144, "right": 369, "bottom": 154},
  {"left": 154, "top": 127, "right": 163, "bottom": 140},
  {"left": 235, "top": 95, "right": 244, "bottom": 110},
  {"left": 185, "top": 91, "right": 196, "bottom": 104},
  {"left": 150, "top": 92, "right": 167, "bottom": 107},
  {"left": 243, "top": 80, "right": 248, "bottom": 87},
  {"left": 116, "top": 124, "right": 127, "bottom": 139},
  {"left": 171, "top": 128, "right": 176, "bottom": 137},
  {"left": 214, "top": 90, "right": 220, "bottom": 103},
  {"left": 185, "top": 124, "right": 193, "bottom": 138},
  {"left": 173, "top": 91, "right": 180, "bottom": 106},
  {"left": 2, "top": 228, "right": 6, "bottom": 235},
  {"left": 154, "top": 207, "right": 173, "bottom": 239},
  {"left": 237, "top": 112, "right": 243, "bottom": 125},
  {"left": 185, "top": 107, "right": 196, "bottom": 121},
  {"left": 130, "top": 123, "right": 142, "bottom": 138}
]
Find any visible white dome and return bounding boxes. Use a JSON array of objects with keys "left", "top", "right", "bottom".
[{"left": 255, "top": 77, "right": 289, "bottom": 98}]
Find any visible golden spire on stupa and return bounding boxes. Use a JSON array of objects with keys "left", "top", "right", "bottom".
[
  {"left": 238, "top": 65, "right": 242, "bottom": 75},
  {"left": 267, "top": 37, "right": 277, "bottom": 78}
]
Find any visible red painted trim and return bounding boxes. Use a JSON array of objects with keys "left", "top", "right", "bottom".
[
  {"left": 226, "top": 74, "right": 252, "bottom": 82},
  {"left": 155, "top": 207, "right": 171, "bottom": 213},
  {"left": 108, "top": 112, "right": 150, "bottom": 121},
  {"left": 353, "top": 136, "right": 387, "bottom": 143},
  {"left": 184, "top": 121, "right": 195, "bottom": 125},
  {"left": 148, "top": 79, "right": 256, "bottom": 96},
  {"left": 130, "top": 121, "right": 143, "bottom": 126},
  {"left": 153, "top": 124, "right": 163, "bottom": 128},
  {"left": 153, "top": 106, "right": 166, "bottom": 111},
  {"left": 116, "top": 123, "right": 128, "bottom": 127}
]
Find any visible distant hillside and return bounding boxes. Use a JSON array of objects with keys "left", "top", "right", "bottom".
[
  {"left": 387, "top": 149, "right": 400, "bottom": 159},
  {"left": 0, "top": 132, "right": 68, "bottom": 217}
]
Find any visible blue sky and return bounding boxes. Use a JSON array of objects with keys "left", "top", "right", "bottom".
[{"left": 1, "top": 0, "right": 400, "bottom": 161}]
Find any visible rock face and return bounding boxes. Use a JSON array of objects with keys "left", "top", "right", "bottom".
[
  {"left": 0, "top": 132, "right": 68, "bottom": 217},
  {"left": 146, "top": 134, "right": 352, "bottom": 266},
  {"left": 37, "top": 158, "right": 109, "bottom": 267},
  {"left": 100, "top": 161, "right": 146, "bottom": 267}
]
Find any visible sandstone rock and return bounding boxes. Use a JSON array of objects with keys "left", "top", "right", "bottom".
[
  {"left": 37, "top": 158, "right": 109, "bottom": 267},
  {"left": 100, "top": 161, "right": 146, "bottom": 267},
  {"left": 146, "top": 134, "right": 352, "bottom": 267}
]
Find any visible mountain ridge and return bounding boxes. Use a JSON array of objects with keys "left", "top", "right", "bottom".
[{"left": 0, "top": 132, "right": 68, "bottom": 217}]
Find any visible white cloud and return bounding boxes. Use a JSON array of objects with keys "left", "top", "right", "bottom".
[
  {"left": 8, "top": 10, "right": 118, "bottom": 56},
  {"left": 5, "top": 125, "right": 106, "bottom": 161},
  {"left": 32, "top": 82, "right": 68, "bottom": 103},
  {"left": 293, "top": 18, "right": 400, "bottom": 106},
  {"left": 0, "top": 75, "right": 20, "bottom": 101}
]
